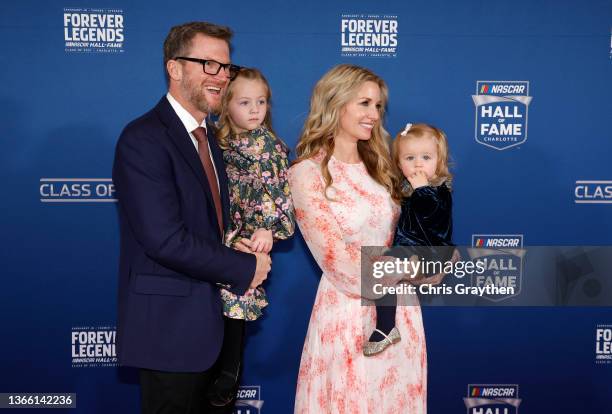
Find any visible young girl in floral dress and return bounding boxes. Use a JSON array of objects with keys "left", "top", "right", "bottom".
[{"left": 207, "top": 68, "right": 294, "bottom": 406}]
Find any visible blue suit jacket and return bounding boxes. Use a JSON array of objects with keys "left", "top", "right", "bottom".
[{"left": 112, "top": 96, "right": 255, "bottom": 372}]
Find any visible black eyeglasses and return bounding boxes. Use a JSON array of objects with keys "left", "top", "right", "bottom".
[{"left": 174, "top": 57, "right": 242, "bottom": 80}]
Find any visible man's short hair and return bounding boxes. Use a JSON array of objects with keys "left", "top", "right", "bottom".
[{"left": 163, "top": 21, "right": 233, "bottom": 66}]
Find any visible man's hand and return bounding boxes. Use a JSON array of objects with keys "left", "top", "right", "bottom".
[
  {"left": 232, "top": 238, "right": 272, "bottom": 288},
  {"left": 251, "top": 228, "right": 273, "bottom": 253},
  {"left": 250, "top": 252, "right": 271, "bottom": 289},
  {"left": 234, "top": 237, "right": 253, "bottom": 253}
]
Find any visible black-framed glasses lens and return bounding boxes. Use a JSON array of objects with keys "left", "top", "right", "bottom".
[
  {"left": 228, "top": 65, "right": 241, "bottom": 80},
  {"left": 175, "top": 57, "right": 241, "bottom": 80}
]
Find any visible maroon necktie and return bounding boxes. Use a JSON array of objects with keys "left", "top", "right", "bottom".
[{"left": 192, "top": 127, "right": 223, "bottom": 236}]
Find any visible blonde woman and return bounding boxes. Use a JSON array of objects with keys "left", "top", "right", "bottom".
[{"left": 289, "top": 64, "right": 427, "bottom": 413}]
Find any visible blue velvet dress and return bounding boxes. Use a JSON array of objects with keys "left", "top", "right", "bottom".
[
  {"left": 372, "top": 181, "right": 455, "bottom": 340},
  {"left": 393, "top": 182, "right": 453, "bottom": 250}
]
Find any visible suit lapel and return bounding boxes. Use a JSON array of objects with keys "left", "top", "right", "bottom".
[{"left": 154, "top": 98, "right": 220, "bottom": 227}]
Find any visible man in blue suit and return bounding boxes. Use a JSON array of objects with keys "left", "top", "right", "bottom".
[{"left": 113, "top": 21, "right": 271, "bottom": 413}]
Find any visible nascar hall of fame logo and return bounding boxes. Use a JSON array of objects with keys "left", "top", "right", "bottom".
[
  {"left": 40, "top": 178, "right": 116, "bottom": 203},
  {"left": 595, "top": 324, "right": 612, "bottom": 364},
  {"left": 468, "top": 235, "right": 524, "bottom": 302},
  {"left": 341, "top": 14, "right": 398, "bottom": 58},
  {"left": 464, "top": 384, "right": 522, "bottom": 414},
  {"left": 472, "top": 81, "right": 533, "bottom": 150},
  {"left": 574, "top": 180, "right": 612, "bottom": 204},
  {"left": 233, "top": 386, "right": 264, "bottom": 414},
  {"left": 71, "top": 326, "right": 117, "bottom": 368},
  {"left": 64, "top": 8, "right": 124, "bottom": 53}
]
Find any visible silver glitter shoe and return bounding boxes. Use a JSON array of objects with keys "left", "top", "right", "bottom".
[{"left": 363, "top": 327, "right": 401, "bottom": 357}]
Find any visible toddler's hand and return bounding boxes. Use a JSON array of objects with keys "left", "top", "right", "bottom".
[
  {"left": 250, "top": 228, "right": 273, "bottom": 253},
  {"left": 407, "top": 170, "right": 429, "bottom": 189},
  {"left": 234, "top": 238, "right": 254, "bottom": 253}
]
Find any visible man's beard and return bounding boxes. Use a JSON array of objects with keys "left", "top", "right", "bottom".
[{"left": 180, "top": 76, "right": 221, "bottom": 115}]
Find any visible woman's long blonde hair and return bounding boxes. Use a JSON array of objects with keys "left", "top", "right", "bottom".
[
  {"left": 294, "top": 64, "right": 402, "bottom": 202},
  {"left": 216, "top": 68, "right": 274, "bottom": 149}
]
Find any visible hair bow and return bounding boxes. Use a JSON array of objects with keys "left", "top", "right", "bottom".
[{"left": 400, "top": 123, "right": 413, "bottom": 136}]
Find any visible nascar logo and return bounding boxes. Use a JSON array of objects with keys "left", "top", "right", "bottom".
[
  {"left": 472, "top": 81, "right": 533, "bottom": 150},
  {"left": 469, "top": 235, "right": 524, "bottom": 302},
  {"left": 470, "top": 385, "right": 517, "bottom": 398},
  {"left": 464, "top": 384, "right": 521, "bottom": 414},
  {"left": 472, "top": 235, "right": 523, "bottom": 248},
  {"left": 234, "top": 386, "right": 263, "bottom": 414}
]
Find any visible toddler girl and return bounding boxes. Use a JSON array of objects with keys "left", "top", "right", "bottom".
[{"left": 364, "top": 123, "right": 454, "bottom": 356}]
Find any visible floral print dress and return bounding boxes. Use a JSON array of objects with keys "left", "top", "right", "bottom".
[
  {"left": 289, "top": 154, "right": 427, "bottom": 413},
  {"left": 221, "top": 126, "right": 295, "bottom": 320}
]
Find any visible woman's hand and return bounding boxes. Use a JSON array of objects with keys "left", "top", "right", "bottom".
[
  {"left": 408, "top": 271, "right": 445, "bottom": 286},
  {"left": 407, "top": 248, "right": 461, "bottom": 286}
]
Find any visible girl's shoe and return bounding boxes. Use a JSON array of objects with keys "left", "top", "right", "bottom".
[
  {"left": 206, "top": 370, "right": 239, "bottom": 407},
  {"left": 363, "top": 327, "right": 401, "bottom": 357}
]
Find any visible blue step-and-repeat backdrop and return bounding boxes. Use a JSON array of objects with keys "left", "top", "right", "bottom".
[{"left": 1, "top": 0, "right": 611, "bottom": 412}]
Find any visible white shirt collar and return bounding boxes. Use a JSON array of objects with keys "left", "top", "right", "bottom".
[
  {"left": 166, "top": 92, "right": 206, "bottom": 134},
  {"left": 165, "top": 92, "right": 220, "bottom": 187}
]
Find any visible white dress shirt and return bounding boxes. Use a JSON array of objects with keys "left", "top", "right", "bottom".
[{"left": 166, "top": 92, "right": 220, "bottom": 190}]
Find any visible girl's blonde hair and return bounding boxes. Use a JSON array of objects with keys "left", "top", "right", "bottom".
[
  {"left": 217, "top": 68, "right": 274, "bottom": 149},
  {"left": 392, "top": 123, "right": 452, "bottom": 196},
  {"left": 294, "top": 64, "right": 402, "bottom": 202}
]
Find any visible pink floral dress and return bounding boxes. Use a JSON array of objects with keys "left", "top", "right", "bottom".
[{"left": 289, "top": 154, "right": 427, "bottom": 414}]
